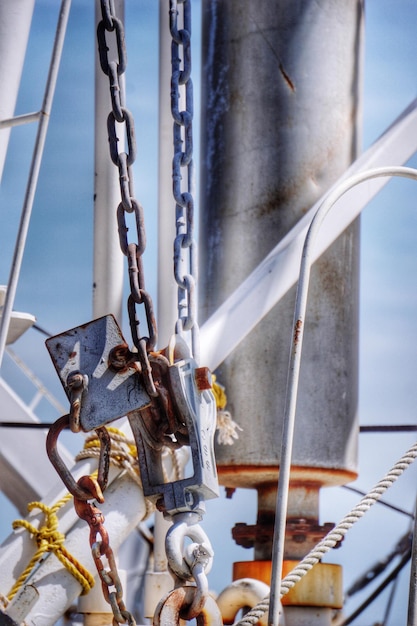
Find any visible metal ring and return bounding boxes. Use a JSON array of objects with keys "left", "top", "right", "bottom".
[
  {"left": 165, "top": 515, "right": 214, "bottom": 581},
  {"left": 153, "top": 586, "right": 222, "bottom": 625}
]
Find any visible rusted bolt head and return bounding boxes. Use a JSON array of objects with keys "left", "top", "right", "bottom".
[{"left": 194, "top": 367, "right": 212, "bottom": 392}]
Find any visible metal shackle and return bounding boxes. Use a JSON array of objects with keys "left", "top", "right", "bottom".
[
  {"left": 216, "top": 578, "right": 272, "bottom": 626},
  {"left": 165, "top": 514, "right": 214, "bottom": 581},
  {"left": 153, "top": 586, "right": 222, "bottom": 626}
]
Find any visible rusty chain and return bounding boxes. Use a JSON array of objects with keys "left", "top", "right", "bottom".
[
  {"left": 74, "top": 477, "right": 136, "bottom": 626},
  {"left": 170, "top": 0, "right": 199, "bottom": 362},
  {"left": 74, "top": 488, "right": 135, "bottom": 626},
  {"left": 47, "top": 417, "right": 136, "bottom": 625},
  {"left": 44, "top": 2, "right": 216, "bottom": 624},
  {"left": 97, "top": 0, "right": 158, "bottom": 398}
]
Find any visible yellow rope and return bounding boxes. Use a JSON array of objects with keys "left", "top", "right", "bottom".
[
  {"left": 212, "top": 375, "right": 227, "bottom": 410},
  {"left": 9, "top": 497, "right": 95, "bottom": 600},
  {"left": 7, "top": 423, "right": 199, "bottom": 602}
]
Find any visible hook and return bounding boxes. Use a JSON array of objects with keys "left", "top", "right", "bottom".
[{"left": 46, "top": 414, "right": 109, "bottom": 501}]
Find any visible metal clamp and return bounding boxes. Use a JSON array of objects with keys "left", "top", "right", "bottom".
[{"left": 128, "top": 348, "right": 219, "bottom": 518}]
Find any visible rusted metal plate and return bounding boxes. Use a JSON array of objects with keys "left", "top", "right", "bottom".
[{"left": 46, "top": 315, "right": 150, "bottom": 431}]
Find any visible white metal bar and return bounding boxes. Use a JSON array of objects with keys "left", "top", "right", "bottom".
[
  {"left": 268, "top": 165, "right": 417, "bottom": 626},
  {"left": 0, "top": 112, "right": 41, "bottom": 130},
  {"left": 0, "top": 377, "right": 74, "bottom": 511},
  {"left": 92, "top": 0, "right": 125, "bottom": 321},
  {"left": 0, "top": 464, "right": 147, "bottom": 626},
  {"left": 0, "top": 0, "right": 72, "bottom": 370},
  {"left": 6, "top": 347, "right": 67, "bottom": 414},
  {"left": 157, "top": 0, "right": 177, "bottom": 350},
  {"left": 0, "top": 0, "right": 35, "bottom": 180},
  {"left": 407, "top": 497, "right": 417, "bottom": 625},
  {"left": 200, "top": 99, "right": 417, "bottom": 371}
]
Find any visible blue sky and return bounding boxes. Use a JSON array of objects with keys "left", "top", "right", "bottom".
[{"left": 0, "top": 1, "right": 417, "bottom": 624}]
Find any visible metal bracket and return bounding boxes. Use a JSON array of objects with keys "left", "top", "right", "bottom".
[
  {"left": 129, "top": 355, "right": 219, "bottom": 518},
  {"left": 46, "top": 315, "right": 151, "bottom": 431}
]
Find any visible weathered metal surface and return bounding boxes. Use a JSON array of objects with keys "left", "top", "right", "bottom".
[
  {"left": 232, "top": 561, "right": 343, "bottom": 609},
  {"left": 199, "top": 0, "right": 362, "bottom": 484},
  {"left": 0, "top": 585, "right": 39, "bottom": 625},
  {"left": 129, "top": 355, "right": 219, "bottom": 516},
  {"left": 45, "top": 315, "right": 151, "bottom": 431},
  {"left": 153, "top": 586, "right": 223, "bottom": 626},
  {"left": 199, "top": 98, "right": 417, "bottom": 372},
  {"left": 232, "top": 519, "right": 336, "bottom": 560},
  {"left": 216, "top": 578, "right": 272, "bottom": 626}
]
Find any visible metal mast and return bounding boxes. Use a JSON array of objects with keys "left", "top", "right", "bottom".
[{"left": 199, "top": 2, "right": 363, "bottom": 623}]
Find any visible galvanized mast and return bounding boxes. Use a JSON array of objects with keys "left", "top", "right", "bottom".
[{"left": 199, "top": 2, "right": 363, "bottom": 623}]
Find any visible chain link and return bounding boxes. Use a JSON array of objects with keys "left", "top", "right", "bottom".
[
  {"left": 74, "top": 483, "right": 136, "bottom": 626},
  {"left": 47, "top": 417, "right": 136, "bottom": 625},
  {"left": 170, "top": 0, "right": 199, "bottom": 361},
  {"left": 97, "top": 0, "right": 158, "bottom": 397},
  {"left": 165, "top": 511, "right": 214, "bottom": 620}
]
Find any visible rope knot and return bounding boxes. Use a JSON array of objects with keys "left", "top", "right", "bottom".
[{"left": 10, "top": 499, "right": 95, "bottom": 600}]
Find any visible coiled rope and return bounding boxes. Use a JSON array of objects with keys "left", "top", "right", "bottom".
[{"left": 235, "top": 439, "right": 417, "bottom": 626}]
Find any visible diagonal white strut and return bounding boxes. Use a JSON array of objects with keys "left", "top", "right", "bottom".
[{"left": 200, "top": 98, "right": 417, "bottom": 371}]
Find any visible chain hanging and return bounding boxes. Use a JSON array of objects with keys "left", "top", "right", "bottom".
[
  {"left": 44, "top": 3, "right": 217, "bottom": 625},
  {"left": 97, "top": 0, "right": 158, "bottom": 398},
  {"left": 46, "top": 416, "right": 136, "bottom": 626},
  {"left": 170, "top": 0, "right": 199, "bottom": 362},
  {"left": 74, "top": 479, "right": 136, "bottom": 626}
]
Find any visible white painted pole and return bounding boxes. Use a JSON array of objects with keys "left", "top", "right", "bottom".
[
  {"left": 93, "top": 0, "right": 125, "bottom": 322},
  {"left": 157, "top": 0, "right": 177, "bottom": 349},
  {"left": 142, "top": 6, "right": 184, "bottom": 618},
  {"left": 0, "top": 0, "right": 72, "bottom": 370},
  {"left": 200, "top": 98, "right": 417, "bottom": 372},
  {"left": 0, "top": 0, "right": 35, "bottom": 182}
]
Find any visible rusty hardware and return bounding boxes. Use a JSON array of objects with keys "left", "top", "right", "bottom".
[
  {"left": 66, "top": 371, "right": 87, "bottom": 432},
  {"left": 47, "top": 413, "right": 135, "bottom": 624},
  {"left": 72, "top": 477, "right": 136, "bottom": 626},
  {"left": 96, "top": 0, "right": 158, "bottom": 395},
  {"left": 232, "top": 518, "right": 338, "bottom": 556},
  {"left": 46, "top": 322, "right": 219, "bottom": 517},
  {"left": 46, "top": 315, "right": 151, "bottom": 432},
  {"left": 46, "top": 414, "right": 110, "bottom": 502},
  {"left": 128, "top": 338, "right": 219, "bottom": 518},
  {"left": 153, "top": 586, "right": 223, "bottom": 626}
]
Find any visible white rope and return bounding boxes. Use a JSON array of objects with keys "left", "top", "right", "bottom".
[{"left": 235, "top": 439, "right": 417, "bottom": 626}]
